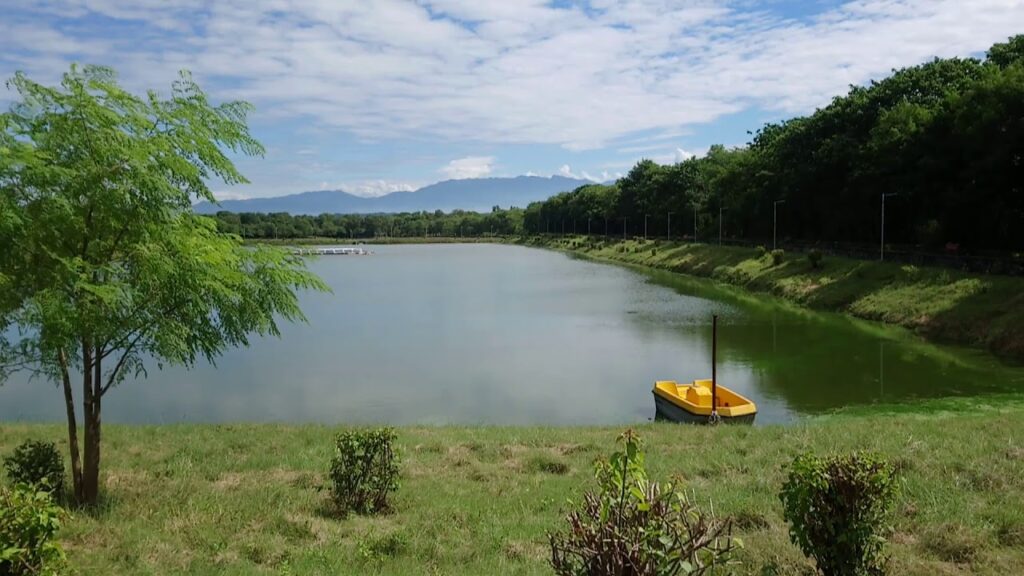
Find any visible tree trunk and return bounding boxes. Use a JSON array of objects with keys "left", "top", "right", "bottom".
[
  {"left": 81, "top": 343, "right": 101, "bottom": 505},
  {"left": 58, "top": 349, "right": 84, "bottom": 503}
]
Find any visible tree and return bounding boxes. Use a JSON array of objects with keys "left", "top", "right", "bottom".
[{"left": 0, "top": 66, "right": 328, "bottom": 505}]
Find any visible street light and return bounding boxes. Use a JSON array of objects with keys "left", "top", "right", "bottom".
[
  {"left": 693, "top": 204, "right": 698, "bottom": 243},
  {"left": 773, "top": 199, "right": 786, "bottom": 251},
  {"left": 644, "top": 214, "right": 649, "bottom": 240},
  {"left": 667, "top": 212, "right": 674, "bottom": 241},
  {"left": 623, "top": 217, "right": 628, "bottom": 240},
  {"left": 718, "top": 205, "right": 728, "bottom": 246},
  {"left": 881, "top": 193, "right": 898, "bottom": 261}
]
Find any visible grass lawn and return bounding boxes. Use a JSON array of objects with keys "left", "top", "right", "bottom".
[
  {"left": 518, "top": 236, "right": 1024, "bottom": 360},
  {"left": 3, "top": 399, "right": 1024, "bottom": 575}
]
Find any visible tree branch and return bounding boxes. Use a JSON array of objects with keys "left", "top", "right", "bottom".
[{"left": 100, "top": 327, "right": 147, "bottom": 397}]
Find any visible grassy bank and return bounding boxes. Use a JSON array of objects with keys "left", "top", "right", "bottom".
[
  {"left": 245, "top": 236, "right": 502, "bottom": 246},
  {"left": 3, "top": 400, "right": 1024, "bottom": 575},
  {"left": 517, "top": 236, "right": 1024, "bottom": 359}
]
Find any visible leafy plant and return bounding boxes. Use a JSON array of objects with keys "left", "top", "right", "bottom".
[
  {"left": 780, "top": 453, "right": 897, "bottom": 576},
  {"left": 549, "top": 430, "right": 740, "bottom": 575},
  {"left": 770, "top": 249, "right": 785, "bottom": 266},
  {"left": 3, "top": 440, "right": 64, "bottom": 497},
  {"left": 0, "top": 483, "right": 68, "bottom": 575},
  {"left": 329, "top": 428, "right": 401, "bottom": 516},
  {"left": 755, "top": 245, "right": 767, "bottom": 257},
  {"left": 808, "top": 249, "right": 824, "bottom": 269},
  {"left": 0, "top": 66, "right": 327, "bottom": 505}
]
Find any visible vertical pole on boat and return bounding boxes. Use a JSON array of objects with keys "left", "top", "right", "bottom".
[{"left": 711, "top": 314, "right": 719, "bottom": 422}]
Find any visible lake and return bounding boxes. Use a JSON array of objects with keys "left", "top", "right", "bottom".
[{"left": 2, "top": 243, "right": 1022, "bottom": 425}]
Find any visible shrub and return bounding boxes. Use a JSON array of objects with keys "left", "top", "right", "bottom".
[
  {"left": 755, "top": 245, "right": 767, "bottom": 257},
  {"left": 808, "top": 249, "right": 823, "bottom": 269},
  {"left": 329, "top": 428, "right": 401, "bottom": 516},
  {"left": 770, "top": 249, "right": 785, "bottom": 266},
  {"left": 3, "top": 440, "right": 64, "bottom": 496},
  {"left": 0, "top": 483, "right": 68, "bottom": 575},
  {"left": 780, "top": 453, "right": 897, "bottom": 576},
  {"left": 549, "top": 430, "right": 739, "bottom": 576}
]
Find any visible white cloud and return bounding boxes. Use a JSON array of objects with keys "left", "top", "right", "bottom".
[
  {"left": 440, "top": 156, "right": 494, "bottom": 180},
  {"left": 558, "top": 164, "right": 604, "bottom": 182},
  {"left": 3, "top": 0, "right": 1024, "bottom": 182},
  {"left": 343, "top": 180, "right": 419, "bottom": 197}
]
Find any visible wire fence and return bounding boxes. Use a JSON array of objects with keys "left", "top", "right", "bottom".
[{"left": 549, "top": 232, "right": 1024, "bottom": 277}]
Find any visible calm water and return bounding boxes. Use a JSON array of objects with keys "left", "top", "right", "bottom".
[{"left": 2, "top": 244, "right": 1022, "bottom": 425}]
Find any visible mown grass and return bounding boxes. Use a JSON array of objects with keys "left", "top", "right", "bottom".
[
  {"left": 3, "top": 400, "right": 1024, "bottom": 575},
  {"left": 519, "top": 236, "right": 1024, "bottom": 359}
]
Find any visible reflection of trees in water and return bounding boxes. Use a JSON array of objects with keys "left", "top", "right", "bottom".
[{"left": 621, "top": 274, "right": 1022, "bottom": 414}]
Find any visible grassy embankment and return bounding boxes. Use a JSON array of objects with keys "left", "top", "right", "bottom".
[
  {"left": 246, "top": 236, "right": 496, "bottom": 246},
  {"left": 3, "top": 398, "right": 1024, "bottom": 575},
  {"left": 517, "top": 236, "right": 1024, "bottom": 359}
]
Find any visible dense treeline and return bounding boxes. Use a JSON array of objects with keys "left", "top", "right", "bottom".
[
  {"left": 212, "top": 208, "right": 524, "bottom": 239},
  {"left": 213, "top": 36, "right": 1023, "bottom": 251},
  {"left": 525, "top": 36, "right": 1024, "bottom": 252}
]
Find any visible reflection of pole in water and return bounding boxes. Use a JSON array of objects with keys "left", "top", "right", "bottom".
[
  {"left": 879, "top": 341, "right": 884, "bottom": 400},
  {"left": 772, "top": 312, "right": 777, "bottom": 354}
]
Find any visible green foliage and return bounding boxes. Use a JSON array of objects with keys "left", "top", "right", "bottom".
[
  {"left": 549, "top": 430, "right": 740, "bottom": 575},
  {"left": 0, "top": 66, "right": 328, "bottom": 503},
  {"left": 212, "top": 208, "right": 525, "bottom": 239},
  {"left": 3, "top": 441, "right": 64, "bottom": 496},
  {"left": 755, "top": 245, "right": 767, "bottom": 257},
  {"left": 329, "top": 428, "right": 401, "bottom": 516},
  {"left": 770, "top": 249, "right": 785, "bottom": 266},
  {"left": 780, "top": 453, "right": 897, "bottom": 576},
  {"left": 808, "top": 249, "right": 824, "bottom": 269},
  {"left": 510, "top": 35, "right": 1024, "bottom": 253},
  {"left": 0, "top": 483, "right": 67, "bottom": 575}
]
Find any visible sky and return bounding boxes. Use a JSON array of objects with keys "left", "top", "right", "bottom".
[{"left": 2, "top": 1, "right": 1023, "bottom": 200}]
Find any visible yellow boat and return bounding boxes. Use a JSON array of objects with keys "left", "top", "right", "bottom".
[
  {"left": 652, "top": 379, "right": 757, "bottom": 424},
  {"left": 653, "top": 313, "right": 757, "bottom": 424}
]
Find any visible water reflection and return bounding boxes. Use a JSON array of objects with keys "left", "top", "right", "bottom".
[{"left": 2, "top": 244, "right": 1022, "bottom": 425}]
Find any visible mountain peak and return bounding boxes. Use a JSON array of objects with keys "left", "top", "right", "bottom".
[{"left": 195, "top": 175, "right": 588, "bottom": 215}]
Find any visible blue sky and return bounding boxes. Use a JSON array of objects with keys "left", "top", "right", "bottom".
[{"left": 2, "top": 0, "right": 1023, "bottom": 199}]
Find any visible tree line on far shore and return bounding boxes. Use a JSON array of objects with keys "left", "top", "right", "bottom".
[{"left": 214, "top": 35, "right": 1023, "bottom": 253}]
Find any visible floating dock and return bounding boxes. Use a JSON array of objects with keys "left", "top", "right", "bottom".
[{"left": 291, "top": 247, "right": 372, "bottom": 256}]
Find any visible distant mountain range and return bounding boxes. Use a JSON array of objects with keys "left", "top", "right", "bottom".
[{"left": 193, "top": 175, "right": 587, "bottom": 215}]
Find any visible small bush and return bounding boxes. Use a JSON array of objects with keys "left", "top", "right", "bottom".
[
  {"left": 0, "top": 483, "right": 68, "bottom": 575},
  {"left": 549, "top": 430, "right": 739, "bottom": 575},
  {"left": 808, "top": 249, "right": 823, "bottom": 269},
  {"left": 3, "top": 440, "right": 64, "bottom": 496},
  {"left": 329, "top": 428, "right": 401, "bottom": 516},
  {"left": 770, "top": 249, "right": 785, "bottom": 266},
  {"left": 780, "top": 452, "right": 897, "bottom": 576},
  {"left": 527, "top": 454, "right": 570, "bottom": 475},
  {"left": 755, "top": 245, "right": 767, "bottom": 257}
]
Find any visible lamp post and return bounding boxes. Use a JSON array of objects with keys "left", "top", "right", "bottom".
[
  {"left": 587, "top": 218, "right": 591, "bottom": 235},
  {"left": 718, "top": 205, "right": 727, "bottom": 246},
  {"left": 644, "top": 214, "right": 649, "bottom": 240},
  {"left": 773, "top": 199, "right": 786, "bottom": 251},
  {"left": 693, "top": 204, "right": 698, "bottom": 243},
  {"left": 667, "top": 212, "right": 674, "bottom": 241},
  {"left": 881, "top": 192, "right": 898, "bottom": 261},
  {"left": 623, "top": 217, "right": 627, "bottom": 240}
]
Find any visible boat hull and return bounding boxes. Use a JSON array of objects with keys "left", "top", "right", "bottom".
[{"left": 653, "top": 392, "right": 756, "bottom": 425}]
